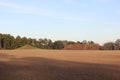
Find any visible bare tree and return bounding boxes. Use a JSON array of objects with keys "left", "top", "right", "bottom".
[
  {"left": 102, "top": 42, "right": 115, "bottom": 50},
  {"left": 115, "top": 39, "right": 120, "bottom": 50}
]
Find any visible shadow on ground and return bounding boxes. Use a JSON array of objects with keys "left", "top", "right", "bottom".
[{"left": 0, "top": 56, "right": 120, "bottom": 80}]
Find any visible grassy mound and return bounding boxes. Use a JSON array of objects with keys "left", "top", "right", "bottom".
[{"left": 18, "top": 45, "right": 39, "bottom": 49}]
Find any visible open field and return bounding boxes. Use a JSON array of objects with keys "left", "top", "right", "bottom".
[{"left": 0, "top": 50, "right": 120, "bottom": 80}]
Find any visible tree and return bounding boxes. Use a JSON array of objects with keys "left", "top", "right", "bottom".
[
  {"left": 102, "top": 42, "right": 115, "bottom": 50},
  {"left": 115, "top": 39, "right": 120, "bottom": 50},
  {"left": 27, "top": 38, "right": 33, "bottom": 45},
  {"left": 52, "top": 41, "right": 65, "bottom": 49},
  {"left": 31, "top": 39, "right": 38, "bottom": 47},
  {"left": 21, "top": 37, "right": 28, "bottom": 45},
  {"left": 82, "top": 40, "right": 87, "bottom": 44},
  {"left": 0, "top": 34, "right": 16, "bottom": 49},
  {"left": 47, "top": 39, "right": 53, "bottom": 49},
  {"left": 6, "top": 35, "right": 15, "bottom": 49},
  {"left": 15, "top": 36, "right": 23, "bottom": 48},
  {"left": 77, "top": 41, "right": 81, "bottom": 44},
  {"left": 68, "top": 41, "right": 76, "bottom": 45},
  {"left": 88, "top": 41, "right": 94, "bottom": 44}
]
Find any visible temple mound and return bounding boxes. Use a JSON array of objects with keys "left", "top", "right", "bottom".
[{"left": 17, "top": 45, "right": 39, "bottom": 49}]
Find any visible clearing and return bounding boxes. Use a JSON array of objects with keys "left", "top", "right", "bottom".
[{"left": 0, "top": 50, "right": 120, "bottom": 80}]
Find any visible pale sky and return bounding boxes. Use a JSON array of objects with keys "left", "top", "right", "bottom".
[{"left": 0, "top": 0, "right": 120, "bottom": 44}]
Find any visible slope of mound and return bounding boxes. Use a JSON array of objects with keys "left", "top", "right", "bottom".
[{"left": 18, "top": 45, "right": 39, "bottom": 49}]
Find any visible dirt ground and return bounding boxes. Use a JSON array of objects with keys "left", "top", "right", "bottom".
[{"left": 0, "top": 50, "right": 120, "bottom": 80}]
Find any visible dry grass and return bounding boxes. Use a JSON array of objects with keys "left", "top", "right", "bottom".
[
  {"left": 0, "top": 50, "right": 120, "bottom": 80},
  {"left": 17, "top": 45, "right": 39, "bottom": 50}
]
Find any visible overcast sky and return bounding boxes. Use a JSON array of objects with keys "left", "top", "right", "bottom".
[{"left": 0, "top": 0, "right": 120, "bottom": 44}]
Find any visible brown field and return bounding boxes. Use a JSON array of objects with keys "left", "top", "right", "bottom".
[{"left": 0, "top": 50, "right": 120, "bottom": 80}]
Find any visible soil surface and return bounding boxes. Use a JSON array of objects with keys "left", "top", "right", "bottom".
[{"left": 0, "top": 50, "right": 120, "bottom": 80}]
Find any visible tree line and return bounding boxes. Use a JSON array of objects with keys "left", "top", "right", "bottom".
[
  {"left": 0, "top": 33, "right": 66, "bottom": 49},
  {"left": 102, "top": 40, "right": 120, "bottom": 50},
  {"left": 0, "top": 33, "right": 120, "bottom": 50}
]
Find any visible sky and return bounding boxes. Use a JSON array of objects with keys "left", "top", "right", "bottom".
[{"left": 0, "top": 0, "right": 120, "bottom": 44}]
